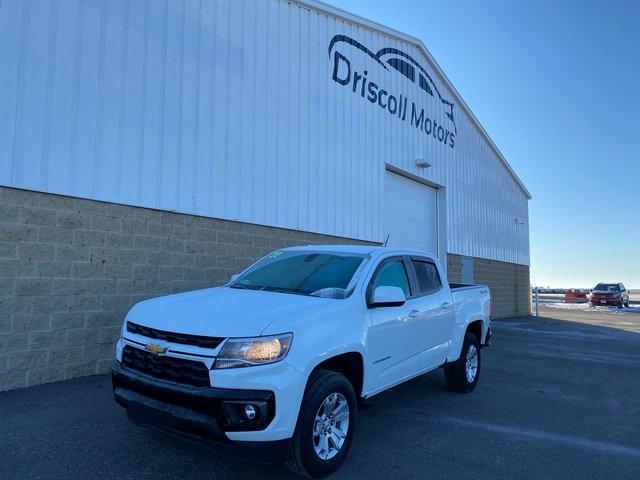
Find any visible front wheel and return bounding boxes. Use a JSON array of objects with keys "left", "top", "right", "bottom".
[
  {"left": 444, "top": 332, "right": 481, "bottom": 393},
  {"left": 285, "top": 369, "right": 357, "bottom": 478},
  {"left": 624, "top": 300, "right": 630, "bottom": 308}
]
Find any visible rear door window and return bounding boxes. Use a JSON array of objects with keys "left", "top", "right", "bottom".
[{"left": 411, "top": 260, "right": 442, "bottom": 295}]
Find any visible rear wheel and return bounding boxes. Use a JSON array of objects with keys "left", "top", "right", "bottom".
[
  {"left": 444, "top": 332, "right": 481, "bottom": 393},
  {"left": 285, "top": 369, "right": 357, "bottom": 478}
]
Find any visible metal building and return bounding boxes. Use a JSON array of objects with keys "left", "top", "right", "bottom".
[{"left": 0, "top": 0, "right": 530, "bottom": 391}]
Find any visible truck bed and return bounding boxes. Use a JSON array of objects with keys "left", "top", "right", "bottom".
[
  {"left": 449, "top": 283, "right": 486, "bottom": 291},
  {"left": 450, "top": 283, "right": 491, "bottom": 345}
]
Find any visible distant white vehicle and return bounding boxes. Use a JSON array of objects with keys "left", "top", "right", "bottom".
[{"left": 112, "top": 245, "right": 491, "bottom": 478}]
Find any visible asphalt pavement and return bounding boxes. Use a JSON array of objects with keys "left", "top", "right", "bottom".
[{"left": 1, "top": 306, "right": 639, "bottom": 479}]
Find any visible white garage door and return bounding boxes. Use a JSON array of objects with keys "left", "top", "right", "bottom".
[{"left": 384, "top": 170, "right": 438, "bottom": 253}]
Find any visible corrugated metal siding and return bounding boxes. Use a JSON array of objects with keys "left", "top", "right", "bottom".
[{"left": 0, "top": 0, "right": 530, "bottom": 265}]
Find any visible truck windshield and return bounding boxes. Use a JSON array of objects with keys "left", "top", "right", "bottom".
[{"left": 229, "top": 251, "right": 367, "bottom": 298}]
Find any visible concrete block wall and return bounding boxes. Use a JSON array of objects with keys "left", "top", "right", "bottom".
[
  {"left": 0, "top": 187, "right": 374, "bottom": 391},
  {"left": 447, "top": 253, "right": 531, "bottom": 319}
]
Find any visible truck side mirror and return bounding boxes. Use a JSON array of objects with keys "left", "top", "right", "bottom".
[{"left": 369, "top": 286, "right": 406, "bottom": 308}]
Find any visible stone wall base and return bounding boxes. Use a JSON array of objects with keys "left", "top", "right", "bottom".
[{"left": 0, "top": 187, "right": 374, "bottom": 391}]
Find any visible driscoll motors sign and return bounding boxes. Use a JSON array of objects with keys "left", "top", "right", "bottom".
[{"left": 328, "top": 35, "right": 457, "bottom": 149}]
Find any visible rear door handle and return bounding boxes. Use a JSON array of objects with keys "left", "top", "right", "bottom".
[
  {"left": 441, "top": 302, "right": 452, "bottom": 308},
  {"left": 408, "top": 309, "right": 420, "bottom": 318}
]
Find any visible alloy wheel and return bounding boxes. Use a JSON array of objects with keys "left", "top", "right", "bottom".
[
  {"left": 313, "top": 392, "right": 350, "bottom": 460},
  {"left": 465, "top": 344, "right": 479, "bottom": 383}
]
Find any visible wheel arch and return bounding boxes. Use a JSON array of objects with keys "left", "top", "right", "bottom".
[
  {"left": 466, "top": 318, "right": 485, "bottom": 343},
  {"left": 308, "top": 351, "right": 365, "bottom": 399}
]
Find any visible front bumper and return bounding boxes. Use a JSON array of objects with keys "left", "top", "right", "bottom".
[
  {"left": 590, "top": 297, "right": 621, "bottom": 305},
  {"left": 112, "top": 363, "right": 290, "bottom": 463}
]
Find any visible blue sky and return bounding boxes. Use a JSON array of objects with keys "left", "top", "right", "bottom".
[{"left": 331, "top": 0, "right": 640, "bottom": 288}]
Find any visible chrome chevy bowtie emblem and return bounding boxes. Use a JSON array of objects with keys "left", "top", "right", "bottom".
[{"left": 144, "top": 342, "right": 168, "bottom": 356}]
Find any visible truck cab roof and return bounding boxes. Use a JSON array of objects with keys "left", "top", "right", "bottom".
[{"left": 282, "top": 244, "right": 438, "bottom": 260}]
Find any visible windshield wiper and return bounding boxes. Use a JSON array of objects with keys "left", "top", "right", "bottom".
[
  {"left": 261, "top": 286, "right": 309, "bottom": 296},
  {"left": 230, "top": 284, "right": 308, "bottom": 296},
  {"left": 229, "top": 284, "right": 263, "bottom": 290}
]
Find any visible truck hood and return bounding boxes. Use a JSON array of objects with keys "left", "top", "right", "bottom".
[{"left": 125, "top": 287, "right": 334, "bottom": 338}]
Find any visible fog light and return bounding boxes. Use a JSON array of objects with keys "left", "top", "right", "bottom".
[
  {"left": 220, "top": 400, "right": 270, "bottom": 429},
  {"left": 245, "top": 404, "right": 256, "bottom": 420}
]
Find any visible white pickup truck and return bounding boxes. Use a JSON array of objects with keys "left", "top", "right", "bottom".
[{"left": 112, "top": 245, "right": 491, "bottom": 478}]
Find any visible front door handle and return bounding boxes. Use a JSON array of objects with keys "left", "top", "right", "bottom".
[
  {"left": 408, "top": 309, "right": 420, "bottom": 318},
  {"left": 441, "top": 301, "right": 452, "bottom": 308}
]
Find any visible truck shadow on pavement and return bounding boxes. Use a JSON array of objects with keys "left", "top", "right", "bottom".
[{"left": 1, "top": 314, "right": 639, "bottom": 480}]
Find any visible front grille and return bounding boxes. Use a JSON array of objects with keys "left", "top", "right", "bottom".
[
  {"left": 122, "top": 345, "right": 211, "bottom": 387},
  {"left": 127, "top": 322, "right": 225, "bottom": 349}
]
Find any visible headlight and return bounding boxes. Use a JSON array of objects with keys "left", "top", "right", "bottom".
[{"left": 213, "top": 333, "right": 293, "bottom": 369}]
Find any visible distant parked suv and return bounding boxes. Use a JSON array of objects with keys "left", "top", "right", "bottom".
[{"left": 589, "top": 283, "right": 630, "bottom": 308}]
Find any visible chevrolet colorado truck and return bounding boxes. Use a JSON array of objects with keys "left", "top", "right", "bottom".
[{"left": 112, "top": 245, "right": 491, "bottom": 478}]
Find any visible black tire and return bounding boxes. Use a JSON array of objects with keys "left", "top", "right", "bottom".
[
  {"left": 619, "top": 300, "right": 624, "bottom": 309},
  {"left": 285, "top": 369, "right": 357, "bottom": 478},
  {"left": 625, "top": 300, "right": 630, "bottom": 308},
  {"left": 444, "top": 332, "right": 481, "bottom": 393}
]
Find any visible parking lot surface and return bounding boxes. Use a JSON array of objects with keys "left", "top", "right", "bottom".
[{"left": 1, "top": 307, "right": 639, "bottom": 480}]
